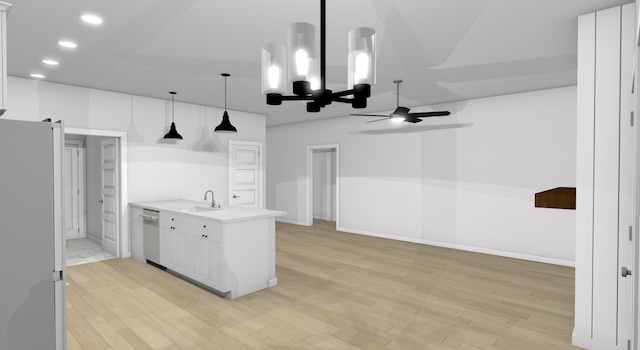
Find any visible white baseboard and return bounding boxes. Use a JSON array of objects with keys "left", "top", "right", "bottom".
[
  {"left": 268, "top": 278, "right": 278, "bottom": 288},
  {"left": 86, "top": 234, "right": 101, "bottom": 245},
  {"left": 336, "top": 225, "right": 575, "bottom": 267},
  {"left": 276, "top": 218, "right": 310, "bottom": 226}
]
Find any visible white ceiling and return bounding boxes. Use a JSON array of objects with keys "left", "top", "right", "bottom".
[{"left": 6, "top": 0, "right": 631, "bottom": 126}]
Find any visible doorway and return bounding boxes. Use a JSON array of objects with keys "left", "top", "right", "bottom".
[
  {"left": 307, "top": 145, "right": 339, "bottom": 227},
  {"left": 64, "top": 128, "right": 128, "bottom": 265}
]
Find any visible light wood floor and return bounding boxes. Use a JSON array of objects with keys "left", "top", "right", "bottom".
[{"left": 66, "top": 220, "right": 579, "bottom": 349}]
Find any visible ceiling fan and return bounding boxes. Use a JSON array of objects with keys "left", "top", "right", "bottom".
[{"left": 351, "top": 80, "right": 450, "bottom": 123}]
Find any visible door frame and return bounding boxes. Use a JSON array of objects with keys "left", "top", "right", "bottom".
[
  {"left": 65, "top": 128, "right": 129, "bottom": 258},
  {"left": 228, "top": 140, "right": 264, "bottom": 208},
  {"left": 64, "top": 139, "right": 86, "bottom": 239},
  {"left": 306, "top": 144, "right": 339, "bottom": 227}
]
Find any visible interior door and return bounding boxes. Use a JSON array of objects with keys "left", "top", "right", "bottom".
[
  {"left": 229, "top": 141, "right": 262, "bottom": 208},
  {"left": 64, "top": 141, "right": 84, "bottom": 240},
  {"left": 101, "top": 138, "right": 119, "bottom": 257}
]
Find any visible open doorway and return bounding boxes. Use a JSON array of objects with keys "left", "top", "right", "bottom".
[
  {"left": 64, "top": 128, "right": 127, "bottom": 266},
  {"left": 307, "top": 144, "right": 339, "bottom": 227}
]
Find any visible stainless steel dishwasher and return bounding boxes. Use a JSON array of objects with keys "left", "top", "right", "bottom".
[{"left": 141, "top": 209, "right": 163, "bottom": 268}]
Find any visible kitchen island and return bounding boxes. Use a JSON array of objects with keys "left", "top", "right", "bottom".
[{"left": 130, "top": 200, "right": 285, "bottom": 299}]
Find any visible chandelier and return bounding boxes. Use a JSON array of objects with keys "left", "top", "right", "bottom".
[{"left": 261, "top": 0, "right": 376, "bottom": 112}]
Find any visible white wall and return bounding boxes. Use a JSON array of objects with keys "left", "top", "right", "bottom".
[
  {"left": 5, "top": 76, "right": 266, "bottom": 256},
  {"left": 267, "top": 86, "right": 577, "bottom": 265}
]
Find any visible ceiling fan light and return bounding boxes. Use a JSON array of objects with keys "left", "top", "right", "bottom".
[
  {"left": 348, "top": 27, "right": 376, "bottom": 89},
  {"left": 262, "top": 43, "right": 287, "bottom": 94},
  {"left": 288, "top": 22, "right": 316, "bottom": 83},
  {"left": 390, "top": 115, "right": 404, "bottom": 123}
]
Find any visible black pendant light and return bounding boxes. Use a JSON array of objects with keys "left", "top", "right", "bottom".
[
  {"left": 163, "top": 91, "right": 183, "bottom": 139},
  {"left": 214, "top": 73, "right": 238, "bottom": 133}
]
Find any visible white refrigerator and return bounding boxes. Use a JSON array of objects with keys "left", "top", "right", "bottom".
[{"left": 0, "top": 119, "right": 66, "bottom": 350}]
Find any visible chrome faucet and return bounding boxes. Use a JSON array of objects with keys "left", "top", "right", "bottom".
[{"left": 204, "top": 190, "right": 216, "bottom": 208}]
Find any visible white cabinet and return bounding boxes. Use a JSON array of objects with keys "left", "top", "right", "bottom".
[
  {"left": 575, "top": 4, "right": 635, "bottom": 349},
  {"left": 159, "top": 212, "right": 230, "bottom": 293},
  {"left": 159, "top": 213, "right": 189, "bottom": 275},
  {"left": 190, "top": 222, "right": 226, "bottom": 292},
  {"left": 132, "top": 200, "right": 283, "bottom": 299}
]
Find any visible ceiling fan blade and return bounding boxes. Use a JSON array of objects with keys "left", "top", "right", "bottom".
[
  {"left": 351, "top": 114, "right": 390, "bottom": 117},
  {"left": 404, "top": 117, "right": 423, "bottom": 123},
  {"left": 365, "top": 118, "right": 391, "bottom": 124},
  {"left": 410, "top": 111, "right": 451, "bottom": 118}
]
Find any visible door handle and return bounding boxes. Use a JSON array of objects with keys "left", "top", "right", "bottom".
[
  {"left": 233, "top": 195, "right": 240, "bottom": 199},
  {"left": 622, "top": 267, "right": 632, "bottom": 277},
  {"left": 98, "top": 199, "right": 104, "bottom": 204}
]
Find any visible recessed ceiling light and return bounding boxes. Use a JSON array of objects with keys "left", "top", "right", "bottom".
[
  {"left": 30, "top": 73, "right": 45, "bottom": 79},
  {"left": 80, "top": 14, "right": 103, "bottom": 25},
  {"left": 58, "top": 41, "right": 77, "bottom": 48},
  {"left": 42, "top": 59, "right": 59, "bottom": 66}
]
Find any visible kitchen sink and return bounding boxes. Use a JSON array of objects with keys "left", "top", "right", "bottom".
[{"left": 170, "top": 206, "right": 219, "bottom": 213}]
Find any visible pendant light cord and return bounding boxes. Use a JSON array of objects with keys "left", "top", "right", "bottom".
[
  {"left": 221, "top": 73, "right": 230, "bottom": 111},
  {"left": 170, "top": 91, "right": 177, "bottom": 122}
]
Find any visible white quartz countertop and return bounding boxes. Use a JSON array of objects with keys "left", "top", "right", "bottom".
[{"left": 130, "top": 200, "right": 286, "bottom": 223}]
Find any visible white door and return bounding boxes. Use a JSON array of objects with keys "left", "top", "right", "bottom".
[
  {"left": 64, "top": 141, "right": 85, "bottom": 240},
  {"left": 101, "top": 138, "right": 119, "bottom": 257},
  {"left": 229, "top": 141, "right": 262, "bottom": 208}
]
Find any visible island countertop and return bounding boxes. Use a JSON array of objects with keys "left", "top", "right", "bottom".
[{"left": 130, "top": 199, "right": 286, "bottom": 224}]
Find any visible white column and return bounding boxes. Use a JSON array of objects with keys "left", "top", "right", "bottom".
[{"left": 574, "top": 4, "right": 636, "bottom": 349}]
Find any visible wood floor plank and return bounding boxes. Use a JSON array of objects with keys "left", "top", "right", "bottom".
[{"left": 66, "top": 220, "right": 580, "bottom": 349}]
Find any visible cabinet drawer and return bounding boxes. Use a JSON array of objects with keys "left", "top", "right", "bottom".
[
  {"left": 191, "top": 219, "right": 221, "bottom": 240},
  {"left": 159, "top": 212, "right": 187, "bottom": 229}
]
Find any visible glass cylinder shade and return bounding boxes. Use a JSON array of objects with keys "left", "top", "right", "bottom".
[
  {"left": 288, "top": 22, "right": 316, "bottom": 83},
  {"left": 348, "top": 27, "right": 376, "bottom": 89},
  {"left": 261, "top": 43, "right": 287, "bottom": 94}
]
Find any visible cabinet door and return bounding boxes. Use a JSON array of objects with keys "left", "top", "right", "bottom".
[
  {"left": 191, "top": 222, "right": 210, "bottom": 284},
  {"left": 160, "top": 227, "right": 176, "bottom": 269},
  {"left": 205, "top": 227, "right": 227, "bottom": 292},
  {"left": 173, "top": 229, "right": 191, "bottom": 276}
]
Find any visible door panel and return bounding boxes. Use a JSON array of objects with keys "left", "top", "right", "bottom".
[
  {"left": 64, "top": 147, "right": 77, "bottom": 239},
  {"left": 233, "top": 189, "right": 256, "bottom": 206},
  {"left": 160, "top": 227, "right": 176, "bottom": 268},
  {"left": 207, "top": 236, "right": 224, "bottom": 291},
  {"left": 64, "top": 143, "right": 84, "bottom": 240},
  {"left": 229, "top": 141, "right": 262, "bottom": 208},
  {"left": 101, "top": 139, "right": 119, "bottom": 257},
  {"left": 192, "top": 235, "right": 207, "bottom": 283},
  {"left": 175, "top": 230, "right": 190, "bottom": 275}
]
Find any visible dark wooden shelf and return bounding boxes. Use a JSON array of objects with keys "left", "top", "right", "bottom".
[{"left": 534, "top": 187, "right": 576, "bottom": 210}]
